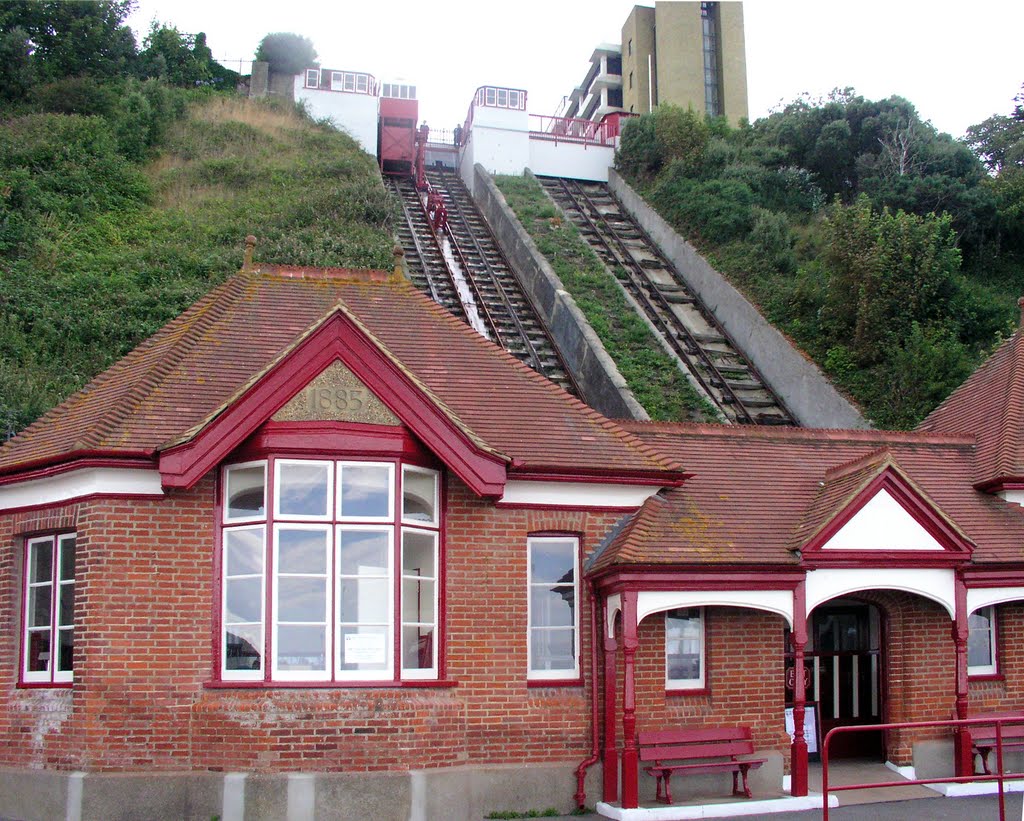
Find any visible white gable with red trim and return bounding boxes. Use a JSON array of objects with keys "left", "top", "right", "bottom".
[{"left": 821, "top": 487, "right": 945, "bottom": 551}]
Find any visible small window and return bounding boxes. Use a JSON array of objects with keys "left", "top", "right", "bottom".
[
  {"left": 508, "top": 90, "right": 520, "bottom": 109},
  {"left": 403, "top": 467, "right": 438, "bottom": 525},
  {"left": 343, "top": 73, "right": 355, "bottom": 92},
  {"left": 968, "top": 606, "right": 997, "bottom": 676},
  {"left": 276, "top": 459, "right": 332, "bottom": 520},
  {"left": 356, "top": 74, "right": 368, "bottom": 93},
  {"left": 628, "top": 39, "right": 633, "bottom": 57},
  {"left": 305, "top": 69, "right": 319, "bottom": 88},
  {"left": 339, "top": 462, "right": 393, "bottom": 520},
  {"left": 485, "top": 88, "right": 496, "bottom": 106},
  {"left": 224, "top": 462, "right": 266, "bottom": 522},
  {"left": 497, "top": 88, "right": 508, "bottom": 108},
  {"left": 629, "top": 71, "right": 634, "bottom": 90},
  {"left": 23, "top": 534, "right": 76, "bottom": 684},
  {"left": 383, "top": 83, "right": 392, "bottom": 97},
  {"left": 331, "top": 71, "right": 343, "bottom": 91},
  {"left": 527, "top": 536, "right": 579, "bottom": 679},
  {"left": 666, "top": 608, "right": 704, "bottom": 690}
]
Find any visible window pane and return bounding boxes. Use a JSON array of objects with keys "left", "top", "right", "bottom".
[
  {"left": 278, "top": 577, "right": 327, "bottom": 623},
  {"left": 58, "top": 584, "right": 74, "bottom": 627},
  {"left": 531, "top": 587, "right": 574, "bottom": 627},
  {"left": 339, "top": 625, "right": 388, "bottom": 670},
  {"left": 402, "top": 625, "right": 434, "bottom": 670},
  {"left": 667, "top": 608, "right": 702, "bottom": 684},
  {"left": 531, "top": 628, "right": 575, "bottom": 670},
  {"left": 278, "top": 462, "right": 330, "bottom": 517},
  {"left": 57, "top": 628, "right": 73, "bottom": 673},
  {"left": 277, "top": 625, "right": 326, "bottom": 671},
  {"left": 225, "top": 625, "right": 262, "bottom": 671},
  {"left": 340, "top": 464, "right": 391, "bottom": 518},
  {"left": 226, "top": 577, "right": 263, "bottom": 623},
  {"left": 338, "top": 578, "right": 389, "bottom": 623},
  {"left": 338, "top": 529, "right": 388, "bottom": 575},
  {"left": 225, "top": 528, "right": 264, "bottom": 575},
  {"left": 277, "top": 528, "right": 328, "bottom": 574},
  {"left": 30, "top": 541, "right": 53, "bottom": 584},
  {"left": 530, "top": 540, "right": 574, "bottom": 583},
  {"left": 226, "top": 465, "right": 265, "bottom": 519},
  {"left": 30, "top": 585, "right": 51, "bottom": 628},
  {"left": 402, "top": 470, "right": 437, "bottom": 523},
  {"left": 59, "top": 536, "right": 75, "bottom": 581},
  {"left": 968, "top": 609, "right": 994, "bottom": 668},
  {"left": 402, "top": 530, "right": 435, "bottom": 576},
  {"left": 27, "top": 630, "right": 50, "bottom": 672},
  {"left": 402, "top": 578, "right": 434, "bottom": 622}
]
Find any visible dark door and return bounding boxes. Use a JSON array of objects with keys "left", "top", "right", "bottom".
[{"left": 786, "top": 601, "right": 883, "bottom": 759}]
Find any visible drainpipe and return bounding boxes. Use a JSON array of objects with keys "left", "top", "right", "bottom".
[{"left": 574, "top": 581, "right": 602, "bottom": 808}]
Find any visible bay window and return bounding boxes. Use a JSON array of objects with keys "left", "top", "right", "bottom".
[
  {"left": 527, "top": 535, "right": 579, "bottom": 680},
  {"left": 220, "top": 459, "right": 440, "bottom": 683},
  {"left": 666, "top": 608, "right": 705, "bottom": 690},
  {"left": 22, "top": 533, "right": 76, "bottom": 684}
]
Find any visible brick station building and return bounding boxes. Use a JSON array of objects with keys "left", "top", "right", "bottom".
[{"left": 3, "top": 260, "right": 1024, "bottom": 820}]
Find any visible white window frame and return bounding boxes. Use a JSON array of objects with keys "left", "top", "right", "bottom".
[
  {"left": 337, "top": 461, "right": 394, "bottom": 522},
  {"left": 271, "top": 522, "right": 332, "bottom": 682},
  {"left": 222, "top": 460, "right": 267, "bottom": 524},
  {"left": 401, "top": 465, "right": 439, "bottom": 527},
  {"left": 275, "top": 458, "right": 334, "bottom": 522},
  {"left": 526, "top": 535, "right": 580, "bottom": 681},
  {"left": 356, "top": 74, "right": 369, "bottom": 94},
  {"left": 330, "top": 71, "right": 344, "bottom": 91},
  {"left": 400, "top": 527, "right": 438, "bottom": 679},
  {"left": 220, "top": 524, "right": 266, "bottom": 682},
  {"left": 305, "top": 69, "right": 319, "bottom": 88},
  {"left": 22, "top": 533, "right": 76, "bottom": 685},
  {"left": 968, "top": 605, "right": 998, "bottom": 676},
  {"left": 335, "top": 524, "right": 394, "bottom": 681},
  {"left": 665, "top": 607, "right": 705, "bottom": 690}
]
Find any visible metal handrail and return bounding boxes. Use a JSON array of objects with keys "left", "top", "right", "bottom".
[{"left": 821, "top": 716, "right": 1024, "bottom": 821}]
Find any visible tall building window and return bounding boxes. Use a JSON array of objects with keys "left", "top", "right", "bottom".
[
  {"left": 701, "top": 2, "right": 723, "bottom": 117},
  {"left": 22, "top": 533, "right": 76, "bottom": 684},
  {"left": 527, "top": 535, "right": 579, "bottom": 680},
  {"left": 220, "top": 459, "right": 441, "bottom": 683}
]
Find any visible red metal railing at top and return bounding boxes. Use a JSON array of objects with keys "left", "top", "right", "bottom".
[
  {"left": 528, "top": 114, "right": 611, "bottom": 146},
  {"left": 821, "top": 716, "right": 1024, "bottom": 821}
]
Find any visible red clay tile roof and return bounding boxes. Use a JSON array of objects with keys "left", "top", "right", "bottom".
[
  {"left": 917, "top": 330, "right": 1024, "bottom": 489},
  {"left": 0, "top": 266, "right": 679, "bottom": 481},
  {"left": 588, "top": 423, "right": 1024, "bottom": 572}
]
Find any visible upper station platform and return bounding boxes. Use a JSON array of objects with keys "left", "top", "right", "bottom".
[{"left": 291, "top": 66, "right": 626, "bottom": 187}]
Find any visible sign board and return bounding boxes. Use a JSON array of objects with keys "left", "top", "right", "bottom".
[
  {"left": 785, "top": 702, "right": 820, "bottom": 756},
  {"left": 344, "top": 633, "right": 386, "bottom": 665}
]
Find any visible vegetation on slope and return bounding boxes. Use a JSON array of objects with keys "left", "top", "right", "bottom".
[
  {"left": 0, "top": 93, "right": 393, "bottom": 436},
  {"left": 616, "top": 91, "right": 1024, "bottom": 428},
  {"left": 494, "top": 175, "right": 717, "bottom": 422}
]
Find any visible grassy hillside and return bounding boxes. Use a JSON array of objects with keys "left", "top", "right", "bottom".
[{"left": 0, "top": 93, "right": 393, "bottom": 435}]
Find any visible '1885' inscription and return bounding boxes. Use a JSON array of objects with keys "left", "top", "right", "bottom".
[{"left": 306, "top": 387, "right": 367, "bottom": 413}]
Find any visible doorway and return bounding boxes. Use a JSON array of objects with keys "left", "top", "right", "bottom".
[{"left": 786, "top": 600, "right": 883, "bottom": 759}]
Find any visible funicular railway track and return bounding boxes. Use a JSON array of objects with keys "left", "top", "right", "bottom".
[
  {"left": 387, "top": 171, "right": 579, "bottom": 396},
  {"left": 538, "top": 176, "right": 794, "bottom": 425}
]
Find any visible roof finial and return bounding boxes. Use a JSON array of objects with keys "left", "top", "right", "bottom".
[
  {"left": 393, "top": 245, "right": 406, "bottom": 280},
  {"left": 1018, "top": 296, "right": 1024, "bottom": 329},
  {"left": 243, "top": 235, "right": 257, "bottom": 272}
]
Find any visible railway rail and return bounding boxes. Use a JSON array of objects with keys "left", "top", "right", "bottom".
[
  {"left": 538, "top": 176, "right": 793, "bottom": 425},
  {"left": 388, "top": 171, "right": 578, "bottom": 397}
]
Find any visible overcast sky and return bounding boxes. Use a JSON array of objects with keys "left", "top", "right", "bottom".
[{"left": 127, "top": 0, "right": 1023, "bottom": 139}]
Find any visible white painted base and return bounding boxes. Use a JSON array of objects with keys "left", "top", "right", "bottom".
[
  {"left": 883, "top": 761, "right": 917, "bottom": 780},
  {"left": 934, "top": 778, "right": 1024, "bottom": 797},
  {"left": 596, "top": 793, "right": 837, "bottom": 819}
]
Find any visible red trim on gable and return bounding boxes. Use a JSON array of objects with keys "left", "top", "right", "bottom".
[
  {"left": 801, "top": 469, "right": 974, "bottom": 567},
  {"left": 509, "top": 469, "right": 690, "bottom": 487},
  {"left": 234, "top": 421, "right": 436, "bottom": 464},
  {"left": 157, "top": 312, "right": 509, "bottom": 497}
]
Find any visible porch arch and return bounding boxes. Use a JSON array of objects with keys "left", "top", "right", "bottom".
[
  {"left": 966, "top": 586, "right": 1024, "bottom": 614},
  {"left": 635, "top": 590, "right": 794, "bottom": 627},
  {"left": 806, "top": 567, "right": 955, "bottom": 618}
]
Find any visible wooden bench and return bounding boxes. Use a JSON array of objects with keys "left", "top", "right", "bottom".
[
  {"left": 639, "top": 727, "right": 767, "bottom": 804},
  {"left": 969, "top": 716, "right": 1024, "bottom": 775}
]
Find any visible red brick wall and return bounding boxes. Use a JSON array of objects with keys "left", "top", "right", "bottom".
[{"left": 0, "top": 475, "right": 623, "bottom": 773}]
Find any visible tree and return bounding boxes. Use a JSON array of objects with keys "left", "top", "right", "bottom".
[
  {"left": 139, "top": 23, "right": 212, "bottom": 86},
  {"left": 0, "top": 0, "right": 137, "bottom": 84},
  {"left": 255, "top": 32, "right": 317, "bottom": 76},
  {"left": 966, "top": 84, "right": 1024, "bottom": 174}
]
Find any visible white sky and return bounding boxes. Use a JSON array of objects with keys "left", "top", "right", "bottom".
[{"left": 127, "top": 0, "right": 1023, "bottom": 139}]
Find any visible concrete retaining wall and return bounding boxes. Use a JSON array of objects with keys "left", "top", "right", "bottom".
[
  {"left": 473, "top": 164, "right": 648, "bottom": 421},
  {"left": 608, "top": 170, "right": 868, "bottom": 430},
  {"left": 0, "top": 763, "right": 602, "bottom": 821}
]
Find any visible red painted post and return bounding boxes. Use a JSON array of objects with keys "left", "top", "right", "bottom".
[
  {"left": 620, "top": 590, "right": 640, "bottom": 809},
  {"left": 791, "top": 580, "right": 809, "bottom": 797},
  {"left": 952, "top": 576, "right": 972, "bottom": 778},
  {"left": 602, "top": 626, "right": 618, "bottom": 803}
]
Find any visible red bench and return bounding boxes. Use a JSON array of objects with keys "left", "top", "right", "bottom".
[
  {"left": 639, "top": 727, "right": 767, "bottom": 804},
  {"left": 969, "top": 716, "right": 1024, "bottom": 775}
]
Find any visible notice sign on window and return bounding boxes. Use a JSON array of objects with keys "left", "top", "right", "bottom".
[
  {"left": 344, "top": 633, "right": 386, "bottom": 665},
  {"left": 785, "top": 704, "right": 819, "bottom": 754}
]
